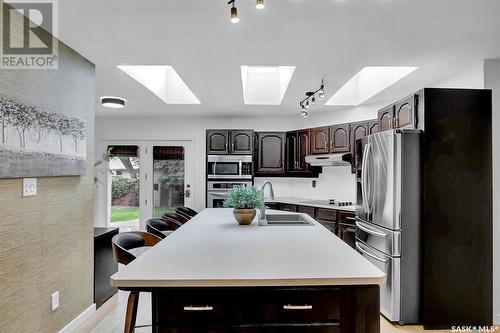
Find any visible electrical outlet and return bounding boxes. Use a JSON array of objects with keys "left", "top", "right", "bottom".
[
  {"left": 312, "top": 180, "right": 316, "bottom": 188},
  {"left": 23, "top": 178, "right": 37, "bottom": 196},
  {"left": 51, "top": 291, "right": 59, "bottom": 311}
]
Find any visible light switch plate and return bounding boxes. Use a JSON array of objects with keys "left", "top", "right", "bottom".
[
  {"left": 51, "top": 291, "right": 59, "bottom": 311},
  {"left": 23, "top": 178, "right": 37, "bottom": 196}
]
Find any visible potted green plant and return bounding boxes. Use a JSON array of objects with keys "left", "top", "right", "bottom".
[{"left": 223, "top": 186, "right": 265, "bottom": 225}]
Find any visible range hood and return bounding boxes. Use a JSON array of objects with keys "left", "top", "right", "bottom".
[{"left": 305, "top": 153, "right": 352, "bottom": 167}]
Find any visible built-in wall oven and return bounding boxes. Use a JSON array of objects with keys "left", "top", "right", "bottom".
[
  {"left": 207, "top": 155, "right": 253, "bottom": 180},
  {"left": 207, "top": 180, "right": 253, "bottom": 208}
]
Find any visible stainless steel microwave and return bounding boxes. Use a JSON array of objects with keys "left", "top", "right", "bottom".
[{"left": 207, "top": 155, "right": 253, "bottom": 179}]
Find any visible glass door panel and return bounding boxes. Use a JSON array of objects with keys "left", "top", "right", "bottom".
[
  {"left": 152, "top": 146, "right": 185, "bottom": 218},
  {"left": 107, "top": 145, "right": 140, "bottom": 230}
]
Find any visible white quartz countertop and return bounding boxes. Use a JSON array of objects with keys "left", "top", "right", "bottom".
[
  {"left": 265, "top": 197, "right": 356, "bottom": 212},
  {"left": 111, "top": 208, "right": 384, "bottom": 288}
]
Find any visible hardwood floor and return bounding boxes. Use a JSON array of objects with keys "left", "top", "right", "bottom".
[{"left": 76, "top": 291, "right": 452, "bottom": 333}]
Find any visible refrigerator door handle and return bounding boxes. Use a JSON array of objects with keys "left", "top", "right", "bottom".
[
  {"left": 356, "top": 242, "right": 389, "bottom": 264},
  {"left": 365, "top": 143, "right": 373, "bottom": 214},
  {"left": 356, "top": 220, "right": 389, "bottom": 238},
  {"left": 361, "top": 144, "right": 369, "bottom": 213}
]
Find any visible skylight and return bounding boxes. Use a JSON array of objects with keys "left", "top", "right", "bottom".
[
  {"left": 240, "top": 65, "right": 295, "bottom": 105},
  {"left": 117, "top": 65, "right": 201, "bottom": 104},
  {"left": 325, "top": 66, "right": 418, "bottom": 106}
]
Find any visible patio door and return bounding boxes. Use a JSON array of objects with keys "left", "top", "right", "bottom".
[
  {"left": 141, "top": 141, "right": 194, "bottom": 229},
  {"left": 96, "top": 140, "right": 194, "bottom": 230}
]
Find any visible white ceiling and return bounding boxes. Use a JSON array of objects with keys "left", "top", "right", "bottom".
[{"left": 58, "top": 0, "right": 500, "bottom": 118}]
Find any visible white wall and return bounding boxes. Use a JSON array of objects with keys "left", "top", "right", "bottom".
[{"left": 484, "top": 59, "right": 500, "bottom": 324}]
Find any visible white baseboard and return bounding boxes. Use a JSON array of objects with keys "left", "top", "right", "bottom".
[
  {"left": 494, "top": 314, "right": 500, "bottom": 325},
  {"left": 58, "top": 303, "right": 96, "bottom": 333}
]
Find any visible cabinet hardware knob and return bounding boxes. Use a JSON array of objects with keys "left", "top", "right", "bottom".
[
  {"left": 183, "top": 305, "right": 214, "bottom": 311},
  {"left": 283, "top": 304, "right": 313, "bottom": 310}
]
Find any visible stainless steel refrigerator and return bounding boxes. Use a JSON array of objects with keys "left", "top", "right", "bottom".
[{"left": 355, "top": 129, "right": 421, "bottom": 325}]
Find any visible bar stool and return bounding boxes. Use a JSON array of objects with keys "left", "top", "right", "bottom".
[
  {"left": 146, "top": 218, "right": 179, "bottom": 239},
  {"left": 163, "top": 212, "right": 189, "bottom": 224},
  {"left": 111, "top": 231, "right": 161, "bottom": 333},
  {"left": 176, "top": 206, "right": 198, "bottom": 220}
]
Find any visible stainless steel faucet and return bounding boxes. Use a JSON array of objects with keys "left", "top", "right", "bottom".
[{"left": 259, "top": 181, "right": 274, "bottom": 220}]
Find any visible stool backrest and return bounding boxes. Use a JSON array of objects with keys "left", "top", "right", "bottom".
[{"left": 112, "top": 231, "right": 161, "bottom": 265}]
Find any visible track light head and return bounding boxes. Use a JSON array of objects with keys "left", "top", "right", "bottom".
[
  {"left": 301, "top": 104, "right": 306, "bottom": 112},
  {"left": 302, "top": 111, "right": 308, "bottom": 118},
  {"left": 229, "top": 1, "right": 239, "bottom": 23},
  {"left": 311, "top": 96, "right": 316, "bottom": 105},
  {"left": 305, "top": 100, "right": 310, "bottom": 109}
]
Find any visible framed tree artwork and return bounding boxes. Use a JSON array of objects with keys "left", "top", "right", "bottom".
[{"left": 0, "top": 96, "right": 86, "bottom": 178}]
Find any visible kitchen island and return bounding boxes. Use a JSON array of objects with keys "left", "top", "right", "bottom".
[{"left": 111, "top": 208, "right": 384, "bottom": 333}]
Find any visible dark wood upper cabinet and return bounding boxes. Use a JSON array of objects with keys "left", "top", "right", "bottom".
[
  {"left": 368, "top": 119, "right": 379, "bottom": 134},
  {"left": 297, "top": 129, "right": 310, "bottom": 170},
  {"left": 207, "top": 130, "right": 253, "bottom": 154},
  {"left": 255, "top": 132, "right": 285, "bottom": 174},
  {"left": 329, "top": 124, "right": 350, "bottom": 153},
  {"left": 231, "top": 130, "right": 253, "bottom": 154},
  {"left": 349, "top": 121, "right": 368, "bottom": 173},
  {"left": 206, "top": 130, "right": 230, "bottom": 154},
  {"left": 394, "top": 94, "right": 417, "bottom": 129},
  {"left": 378, "top": 105, "right": 395, "bottom": 132},
  {"left": 310, "top": 127, "right": 329, "bottom": 154}
]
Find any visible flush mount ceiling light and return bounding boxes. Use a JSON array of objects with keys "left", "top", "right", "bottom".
[
  {"left": 117, "top": 65, "right": 201, "bottom": 104},
  {"left": 298, "top": 79, "right": 325, "bottom": 117},
  {"left": 256, "top": 0, "right": 265, "bottom": 9},
  {"left": 325, "top": 66, "right": 418, "bottom": 106},
  {"left": 241, "top": 65, "right": 296, "bottom": 105},
  {"left": 101, "top": 96, "right": 125, "bottom": 108}
]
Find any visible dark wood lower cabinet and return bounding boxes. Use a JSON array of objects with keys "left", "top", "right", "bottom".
[
  {"left": 152, "top": 286, "right": 379, "bottom": 333},
  {"left": 337, "top": 223, "right": 356, "bottom": 249}
]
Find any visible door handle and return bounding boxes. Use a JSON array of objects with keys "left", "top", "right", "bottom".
[
  {"left": 183, "top": 305, "right": 214, "bottom": 311},
  {"left": 355, "top": 221, "right": 388, "bottom": 238},
  {"left": 283, "top": 304, "right": 313, "bottom": 310},
  {"left": 355, "top": 242, "right": 388, "bottom": 264}
]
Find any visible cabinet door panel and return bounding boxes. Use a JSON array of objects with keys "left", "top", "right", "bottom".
[
  {"left": 329, "top": 124, "right": 350, "bottom": 153},
  {"left": 207, "top": 130, "right": 229, "bottom": 154},
  {"left": 297, "top": 129, "right": 311, "bottom": 170},
  {"left": 368, "top": 119, "right": 379, "bottom": 135},
  {"left": 286, "top": 131, "right": 298, "bottom": 171},
  {"left": 255, "top": 132, "right": 285, "bottom": 173},
  {"left": 394, "top": 95, "right": 417, "bottom": 129},
  {"left": 349, "top": 122, "right": 367, "bottom": 173},
  {"left": 297, "top": 205, "right": 315, "bottom": 218},
  {"left": 377, "top": 105, "right": 394, "bottom": 132},
  {"left": 231, "top": 130, "right": 253, "bottom": 154},
  {"left": 310, "top": 127, "right": 329, "bottom": 154}
]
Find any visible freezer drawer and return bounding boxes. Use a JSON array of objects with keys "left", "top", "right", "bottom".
[
  {"left": 355, "top": 241, "right": 400, "bottom": 322},
  {"left": 355, "top": 219, "right": 401, "bottom": 256}
]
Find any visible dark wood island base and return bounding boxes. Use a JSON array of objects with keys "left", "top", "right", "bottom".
[{"left": 150, "top": 285, "right": 380, "bottom": 333}]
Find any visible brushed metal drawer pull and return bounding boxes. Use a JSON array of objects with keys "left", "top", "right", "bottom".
[
  {"left": 283, "top": 304, "right": 313, "bottom": 310},
  {"left": 183, "top": 305, "right": 214, "bottom": 311},
  {"left": 345, "top": 216, "right": 355, "bottom": 221}
]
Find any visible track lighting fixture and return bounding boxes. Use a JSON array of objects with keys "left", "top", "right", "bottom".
[
  {"left": 298, "top": 79, "right": 326, "bottom": 117},
  {"left": 228, "top": 0, "right": 266, "bottom": 24},
  {"left": 228, "top": 0, "right": 239, "bottom": 23}
]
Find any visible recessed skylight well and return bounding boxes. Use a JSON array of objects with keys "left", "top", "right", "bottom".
[
  {"left": 241, "top": 65, "right": 295, "bottom": 105},
  {"left": 117, "top": 65, "right": 201, "bottom": 104},
  {"left": 325, "top": 66, "right": 418, "bottom": 106}
]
